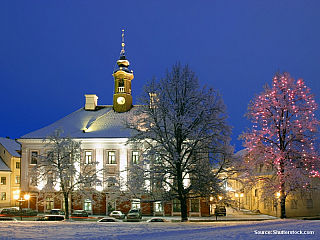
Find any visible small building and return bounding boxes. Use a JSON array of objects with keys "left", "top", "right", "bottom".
[
  {"left": 229, "top": 149, "right": 320, "bottom": 218},
  {"left": 0, "top": 137, "right": 21, "bottom": 208}
]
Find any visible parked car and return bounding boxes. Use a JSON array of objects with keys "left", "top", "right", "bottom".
[
  {"left": 71, "top": 210, "right": 88, "bottom": 217},
  {"left": 22, "top": 208, "right": 38, "bottom": 216},
  {"left": 146, "top": 217, "right": 169, "bottom": 222},
  {"left": 109, "top": 211, "right": 125, "bottom": 219},
  {"left": 0, "top": 207, "right": 20, "bottom": 216},
  {"left": 36, "top": 215, "right": 65, "bottom": 221},
  {"left": 0, "top": 217, "right": 17, "bottom": 221},
  {"left": 49, "top": 209, "right": 65, "bottom": 215},
  {"left": 214, "top": 205, "right": 226, "bottom": 216},
  {"left": 126, "top": 209, "right": 142, "bottom": 220},
  {"left": 97, "top": 217, "right": 120, "bottom": 222}
]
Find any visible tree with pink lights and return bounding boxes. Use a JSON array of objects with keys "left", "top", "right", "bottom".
[{"left": 241, "top": 72, "right": 319, "bottom": 219}]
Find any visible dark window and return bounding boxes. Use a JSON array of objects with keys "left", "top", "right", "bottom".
[
  {"left": 173, "top": 199, "right": 181, "bottom": 212},
  {"left": 190, "top": 199, "right": 199, "bottom": 212},
  {"left": 16, "top": 162, "right": 20, "bottom": 169},
  {"left": 31, "top": 151, "right": 38, "bottom": 164},
  {"left": 1, "top": 177, "right": 6, "bottom": 185}
]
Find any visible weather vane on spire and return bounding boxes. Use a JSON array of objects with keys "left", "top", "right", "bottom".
[{"left": 121, "top": 29, "right": 125, "bottom": 54}]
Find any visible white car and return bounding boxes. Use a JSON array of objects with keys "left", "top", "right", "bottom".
[
  {"left": 109, "top": 211, "right": 125, "bottom": 219},
  {"left": 98, "top": 217, "right": 120, "bottom": 222}
]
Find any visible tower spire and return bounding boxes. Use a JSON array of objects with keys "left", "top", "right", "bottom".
[
  {"left": 121, "top": 29, "right": 125, "bottom": 55},
  {"left": 112, "top": 29, "right": 134, "bottom": 113}
]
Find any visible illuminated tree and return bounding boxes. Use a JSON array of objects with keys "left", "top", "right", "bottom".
[{"left": 241, "top": 72, "right": 319, "bottom": 218}]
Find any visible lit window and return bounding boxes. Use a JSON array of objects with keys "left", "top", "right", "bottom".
[
  {"left": 16, "top": 162, "right": 20, "bottom": 169},
  {"left": 1, "top": 177, "right": 6, "bottom": 185},
  {"left": 131, "top": 199, "right": 140, "bottom": 209},
  {"left": 1, "top": 192, "right": 6, "bottom": 201},
  {"left": 132, "top": 151, "right": 139, "bottom": 164},
  {"left": 46, "top": 197, "right": 54, "bottom": 210},
  {"left": 154, "top": 201, "right": 163, "bottom": 212},
  {"left": 15, "top": 176, "right": 20, "bottom": 184},
  {"left": 107, "top": 151, "right": 116, "bottom": 164},
  {"left": 84, "top": 199, "right": 92, "bottom": 211},
  {"left": 31, "top": 151, "right": 38, "bottom": 164},
  {"left": 85, "top": 151, "right": 92, "bottom": 164}
]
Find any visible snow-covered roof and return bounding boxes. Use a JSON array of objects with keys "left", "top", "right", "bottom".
[
  {"left": 0, "top": 156, "right": 11, "bottom": 171},
  {"left": 0, "top": 137, "right": 20, "bottom": 157},
  {"left": 20, "top": 106, "right": 136, "bottom": 139}
]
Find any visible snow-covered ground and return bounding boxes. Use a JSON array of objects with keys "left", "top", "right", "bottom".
[{"left": 0, "top": 219, "right": 318, "bottom": 240}]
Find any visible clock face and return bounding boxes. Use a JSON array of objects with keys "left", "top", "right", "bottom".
[{"left": 117, "top": 97, "right": 125, "bottom": 105}]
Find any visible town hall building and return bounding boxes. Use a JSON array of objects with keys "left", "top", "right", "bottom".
[{"left": 17, "top": 32, "right": 210, "bottom": 217}]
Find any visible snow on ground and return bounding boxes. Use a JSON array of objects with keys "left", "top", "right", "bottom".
[{"left": 0, "top": 219, "right": 318, "bottom": 240}]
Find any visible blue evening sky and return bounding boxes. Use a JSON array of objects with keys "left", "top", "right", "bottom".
[{"left": 1, "top": 0, "right": 319, "bottom": 151}]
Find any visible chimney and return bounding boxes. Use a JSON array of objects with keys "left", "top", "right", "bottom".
[{"left": 85, "top": 94, "right": 98, "bottom": 110}]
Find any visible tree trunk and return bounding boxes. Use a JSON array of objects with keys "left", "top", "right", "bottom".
[
  {"left": 180, "top": 196, "right": 188, "bottom": 222},
  {"left": 64, "top": 192, "right": 69, "bottom": 219},
  {"left": 280, "top": 192, "right": 286, "bottom": 219}
]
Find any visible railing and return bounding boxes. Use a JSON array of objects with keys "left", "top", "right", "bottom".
[{"left": 118, "top": 87, "right": 125, "bottom": 93}]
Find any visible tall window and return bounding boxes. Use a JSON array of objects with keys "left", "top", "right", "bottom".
[
  {"left": 154, "top": 201, "right": 163, "bottom": 212},
  {"left": 290, "top": 199, "right": 297, "bottom": 209},
  {"left": 190, "top": 199, "right": 199, "bottom": 212},
  {"left": 46, "top": 197, "right": 54, "bottom": 210},
  {"left": 107, "top": 151, "right": 116, "bottom": 164},
  {"left": 84, "top": 151, "right": 92, "bottom": 164},
  {"left": 131, "top": 199, "right": 140, "bottom": 209},
  {"left": 15, "top": 176, "right": 20, "bottom": 184},
  {"left": 132, "top": 151, "right": 139, "bottom": 164},
  {"left": 173, "top": 199, "right": 181, "bottom": 212},
  {"left": 84, "top": 199, "right": 92, "bottom": 211},
  {"left": 306, "top": 199, "right": 313, "bottom": 209},
  {"left": 31, "top": 151, "right": 38, "bottom": 164},
  {"left": 1, "top": 177, "right": 6, "bottom": 185},
  {"left": 30, "top": 175, "right": 37, "bottom": 186},
  {"left": 1, "top": 192, "right": 6, "bottom": 201},
  {"left": 16, "top": 162, "right": 20, "bottom": 169}
]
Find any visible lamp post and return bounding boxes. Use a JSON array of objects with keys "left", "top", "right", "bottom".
[
  {"left": 235, "top": 193, "right": 244, "bottom": 211},
  {"left": 17, "top": 194, "right": 30, "bottom": 221}
]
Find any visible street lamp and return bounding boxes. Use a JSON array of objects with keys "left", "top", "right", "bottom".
[
  {"left": 17, "top": 193, "right": 30, "bottom": 221},
  {"left": 235, "top": 193, "right": 244, "bottom": 211}
]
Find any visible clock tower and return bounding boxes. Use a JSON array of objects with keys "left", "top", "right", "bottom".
[{"left": 113, "top": 30, "right": 133, "bottom": 113}]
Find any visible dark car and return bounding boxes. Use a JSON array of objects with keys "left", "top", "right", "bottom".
[
  {"left": 22, "top": 208, "right": 38, "bottom": 216},
  {"left": 214, "top": 205, "right": 226, "bottom": 216},
  {"left": 97, "top": 217, "right": 120, "bottom": 222},
  {"left": 71, "top": 210, "right": 88, "bottom": 217},
  {"left": 109, "top": 211, "right": 125, "bottom": 219},
  {"left": 0, "top": 207, "right": 20, "bottom": 216},
  {"left": 126, "top": 209, "right": 142, "bottom": 220},
  {"left": 49, "top": 209, "right": 65, "bottom": 215},
  {"left": 36, "top": 215, "right": 65, "bottom": 221}
]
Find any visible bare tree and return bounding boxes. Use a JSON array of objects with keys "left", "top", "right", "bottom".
[
  {"left": 126, "top": 63, "right": 233, "bottom": 221},
  {"left": 31, "top": 128, "right": 103, "bottom": 219}
]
